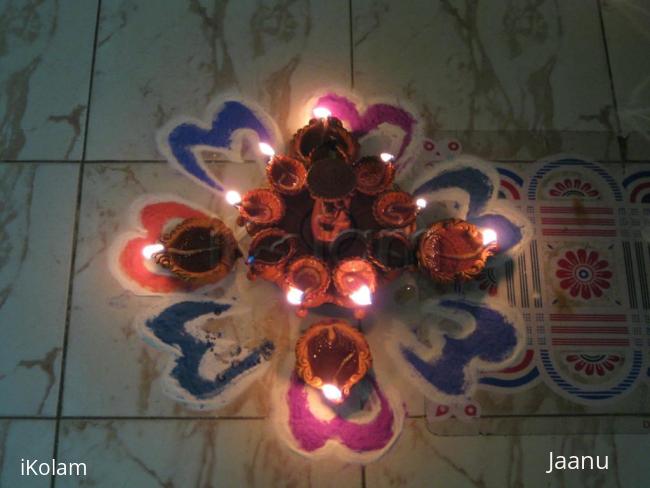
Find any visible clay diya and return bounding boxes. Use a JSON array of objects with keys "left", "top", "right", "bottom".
[
  {"left": 295, "top": 319, "right": 372, "bottom": 402},
  {"left": 247, "top": 227, "right": 297, "bottom": 283},
  {"left": 284, "top": 256, "right": 331, "bottom": 315},
  {"left": 417, "top": 218, "right": 495, "bottom": 283},
  {"left": 373, "top": 191, "right": 417, "bottom": 231},
  {"left": 354, "top": 156, "right": 395, "bottom": 195},
  {"left": 306, "top": 157, "right": 357, "bottom": 245},
  {"left": 266, "top": 155, "right": 307, "bottom": 195},
  {"left": 154, "top": 217, "right": 241, "bottom": 285},
  {"left": 333, "top": 258, "right": 378, "bottom": 317},
  {"left": 237, "top": 189, "right": 285, "bottom": 228},
  {"left": 368, "top": 230, "right": 414, "bottom": 279},
  {"left": 307, "top": 157, "right": 357, "bottom": 201},
  {"left": 291, "top": 116, "right": 359, "bottom": 164}
]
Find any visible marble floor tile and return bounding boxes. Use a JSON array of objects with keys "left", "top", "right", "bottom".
[
  {"left": 0, "top": 163, "right": 79, "bottom": 416},
  {"left": 367, "top": 418, "right": 650, "bottom": 488},
  {"left": 85, "top": 0, "right": 351, "bottom": 161},
  {"left": 0, "top": 1, "right": 98, "bottom": 160},
  {"left": 63, "top": 162, "right": 297, "bottom": 417},
  {"left": 0, "top": 419, "right": 55, "bottom": 488},
  {"left": 352, "top": 0, "right": 619, "bottom": 161},
  {"left": 56, "top": 418, "right": 362, "bottom": 488},
  {"left": 601, "top": 0, "right": 650, "bottom": 160}
]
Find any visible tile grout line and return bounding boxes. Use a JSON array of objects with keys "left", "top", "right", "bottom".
[
  {"left": 50, "top": 1, "right": 102, "bottom": 486},
  {"left": 596, "top": 0, "right": 626, "bottom": 161}
]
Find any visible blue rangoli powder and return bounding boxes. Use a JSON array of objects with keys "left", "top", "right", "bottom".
[
  {"left": 146, "top": 301, "right": 274, "bottom": 399},
  {"left": 168, "top": 101, "right": 272, "bottom": 191},
  {"left": 401, "top": 300, "right": 518, "bottom": 396},
  {"left": 413, "top": 167, "right": 494, "bottom": 216}
]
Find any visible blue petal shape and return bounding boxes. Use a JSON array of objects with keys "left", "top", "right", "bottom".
[
  {"left": 400, "top": 300, "right": 518, "bottom": 396},
  {"left": 146, "top": 301, "right": 274, "bottom": 400},
  {"left": 167, "top": 101, "right": 273, "bottom": 192},
  {"left": 413, "top": 167, "right": 495, "bottom": 217},
  {"left": 468, "top": 214, "right": 523, "bottom": 254}
]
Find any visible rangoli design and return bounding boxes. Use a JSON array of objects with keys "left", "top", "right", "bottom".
[{"left": 107, "top": 91, "right": 650, "bottom": 459}]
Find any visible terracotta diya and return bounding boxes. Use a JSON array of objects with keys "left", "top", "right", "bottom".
[
  {"left": 284, "top": 256, "right": 331, "bottom": 315},
  {"left": 236, "top": 189, "right": 285, "bottom": 228},
  {"left": 247, "top": 228, "right": 297, "bottom": 283},
  {"left": 354, "top": 156, "right": 395, "bottom": 195},
  {"left": 373, "top": 191, "right": 418, "bottom": 231},
  {"left": 332, "top": 258, "right": 378, "bottom": 317},
  {"left": 417, "top": 218, "right": 495, "bottom": 283},
  {"left": 266, "top": 155, "right": 307, "bottom": 195},
  {"left": 291, "top": 116, "right": 359, "bottom": 163},
  {"left": 295, "top": 319, "right": 372, "bottom": 402},
  {"left": 368, "top": 230, "right": 414, "bottom": 279},
  {"left": 155, "top": 217, "right": 241, "bottom": 285}
]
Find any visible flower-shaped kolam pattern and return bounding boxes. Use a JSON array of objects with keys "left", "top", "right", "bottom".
[
  {"left": 555, "top": 249, "right": 612, "bottom": 300},
  {"left": 103, "top": 92, "right": 546, "bottom": 460}
]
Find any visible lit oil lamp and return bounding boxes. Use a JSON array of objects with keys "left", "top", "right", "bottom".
[
  {"left": 258, "top": 142, "right": 275, "bottom": 158},
  {"left": 373, "top": 191, "right": 418, "bottom": 231},
  {"left": 154, "top": 217, "right": 241, "bottom": 285},
  {"left": 291, "top": 113, "right": 358, "bottom": 164},
  {"left": 354, "top": 156, "right": 395, "bottom": 196},
  {"left": 266, "top": 155, "right": 307, "bottom": 195},
  {"left": 236, "top": 189, "right": 285, "bottom": 228},
  {"left": 284, "top": 256, "right": 331, "bottom": 316},
  {"left": 246, "top": 228, "right": 297, "bottom": 283},
  {"left": 416, "top": 218, "right": 497, "bottom": 283},
  {"left": 332, "top": 258, "right": 378, "bottom": 317},
  {"left": 295, "top": 320, "right": 372, "bottom": 403}
]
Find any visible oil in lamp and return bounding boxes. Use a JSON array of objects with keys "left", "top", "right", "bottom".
[
  {"left": 153, "top": 217, "right": 242, "bottom": 285},
  {"left": 246, "top": 227, "right": 297, "bottom": 283},
  {"left": 266, "top": 155, "right": 307, "bottom": 195},
  {"left": 416, "top": 218, "right": 497, "bottom": 283},
  {"left": 373, "top": 191, "right": 418, "bottom": 232},
  {"left": 295, "top": 320, "right": 372, "bottom": 403},
  {"left": 332, "top": 258, "right": 378, "bottom": 315},
  {"left": 236, "top": 189, "right": 285, "bottom": 230},
  {"left": 284, "top": 256, "right": 331, "bottom": 317}
]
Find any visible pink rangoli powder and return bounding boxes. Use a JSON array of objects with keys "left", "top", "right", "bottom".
[{"left": 287, "top": 375, "right": 396, "bottom": 453}]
